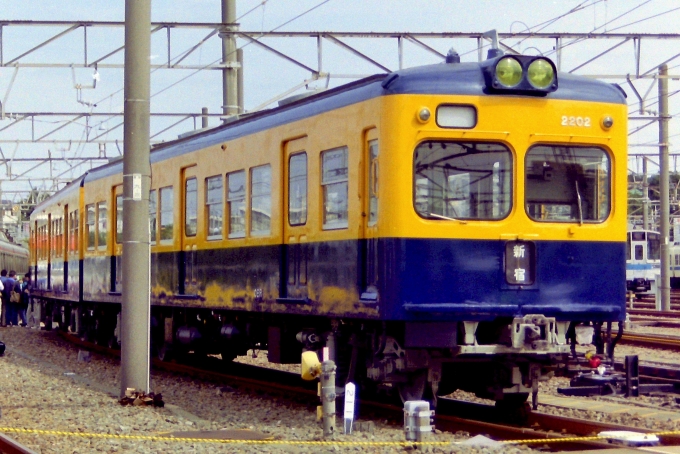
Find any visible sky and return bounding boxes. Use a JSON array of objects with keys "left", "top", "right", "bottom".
[{"left": 1, "top": 0, "right": 680, "bottom": 198}]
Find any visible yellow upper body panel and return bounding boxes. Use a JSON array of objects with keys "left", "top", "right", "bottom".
[{"left": 377, "top": 93, "right": 627, "bottom": 243}]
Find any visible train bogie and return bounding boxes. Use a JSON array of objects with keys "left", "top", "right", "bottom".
[{"left": 30, "top": 51, "right": 627, "bottom": 405}]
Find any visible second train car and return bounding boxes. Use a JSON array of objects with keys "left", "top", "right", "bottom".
[{"left": 30, "top": 47, "right": 628, "bottom": 407}]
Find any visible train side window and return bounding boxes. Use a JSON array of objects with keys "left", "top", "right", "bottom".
[
  {"left": 634, "top": 245, "right": 643, "bottom": 260},
  {"left": 116, "top": 195, "right": 123, "bottom": 244},
  {"left": 322, "top": 146, "right": 349, "bottom": 229},
  {"left": 57, "top": 219, "right": 63, "bottom": 257},
  {"left": 626, "top": 233, "right": 631, "bottom": 261},
  {"left": 368, "top": 140, "right": 379, "bottom": 225},
  {"left": 206, "top": 175, "right": 223, "bottom": 240},
  {"left": 86, "top": 204, "right": 95, "bottom": 250},
  {"left": 159, "top": 186, "right": 174, "bottom": 243},
  {"left": 97, "top": 202, "right": 107, "bottom": 251},
  {"left": 51, "top": 220, "right": 56, "bottom": 256},
  {"left": 414, "top": 141, "right": 512, "bottom": 220},
  {"left": 525, "top": 145, "right": 610, "bottom": 223},
  {"left": 227, "top": 170, "right": 246, "bottom": 238},
  {"left": 289, "top": 153, "right": 307, "bottom": 226},
  {"left": 251, "top": 164, "right": 272, "bottom": 235},
  {"left": 149, "top": 189, "right": 158, "bottom": 245},
  {"left": 70, "top": 210, "right": 79, "bottom": 253},
  {"left": 185, "top": 177, "right": 198, "bottom": 237}
]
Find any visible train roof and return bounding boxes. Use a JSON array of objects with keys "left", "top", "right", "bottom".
[
  {"left": 32, "top": 174, "right": 85, "bottom": 217},
  {"left": 77, "top": 59, "right": 627, "bottom": 185}
]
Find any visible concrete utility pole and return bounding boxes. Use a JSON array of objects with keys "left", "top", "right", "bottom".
[
  {"left": 642, "top": 157, "right": 649, "bottom": 231},
  {"left": 659, "top": 64, "right": 671, "bottom": 312},
  {"left": 120, "top": 0, "right": 152, "bottom": 396},
  {"left": 221, "top": 0, "right": 240, "bottom": 117}
]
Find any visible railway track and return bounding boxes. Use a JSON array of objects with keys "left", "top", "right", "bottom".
[
  {"left": 0, "top": 433, "right": 36, "bottom": 454},
  {"left": 56, "top": 331, "right": 680, "bottom": 451}
]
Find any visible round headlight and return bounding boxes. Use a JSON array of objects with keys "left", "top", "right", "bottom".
[
  {"left": 417, "top": 107, "right": 431, "bottom": 123},
  {"left": 527, "top": 59, "right": 554, "bottom": 89},
  {"left": 495, "top": 57, "right": 522, "bottom": 87}
]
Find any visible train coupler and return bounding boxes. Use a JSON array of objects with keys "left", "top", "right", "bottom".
[{"left": 511, "top": 315, "right": 568, "bottom": 350}]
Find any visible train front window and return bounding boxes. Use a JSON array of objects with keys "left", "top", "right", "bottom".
[
  {"left": 647, "top": 232, "right": 660, "bottom": 260},
  {"left": 413, "top": 141, "right": 512, "bottom": 220},
  {"left": 525, "top": 145, "right": 610, "bottom": 223}
]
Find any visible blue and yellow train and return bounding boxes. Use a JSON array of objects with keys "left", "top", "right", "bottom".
[{"left": 29, "top": 46, "right": 627, "bottom": 407}]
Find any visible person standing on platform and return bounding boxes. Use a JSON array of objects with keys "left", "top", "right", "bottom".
[
  {"left": 18, "top": 273, "right": 31, "bottom": 327},
  {"left": 0, "top": 270, "right": 8, "bottom": 327},
  {"left": 4, "top": 271, "right": 17, "bottom": 326}
]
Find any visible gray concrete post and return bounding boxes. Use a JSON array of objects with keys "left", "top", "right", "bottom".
[
  {"left": 120, "top": 0, "right": 152, "bottom": 397},
  {"left": 659, "top": 64, "right": 671, "bottom": 312}
]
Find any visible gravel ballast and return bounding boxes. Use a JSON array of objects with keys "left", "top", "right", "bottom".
[
  {"left": 1, "top": 321, "right": 679, "bottom": 453},
  {"left": 0, "top": 327, "right": 503, "bottom": 454}
]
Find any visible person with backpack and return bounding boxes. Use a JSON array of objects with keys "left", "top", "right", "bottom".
[
  {"left": 0, "top": 270, "right": 8, "bottom": 327},
  {"left": 3, "top": 271, "right": 17, "bottom": 326},
  {"left": 18, "top": 273, "right": 31, "bottom": 327}
]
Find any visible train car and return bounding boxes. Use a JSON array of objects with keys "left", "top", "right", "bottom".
[
  {"left": 0, "top": 233, "right": 29, "bottom": 275},
  {"left": 625, "top": 229, "right": 660, "bottom": 294},
  {"left": 29, "top": 44, "right": 627, "bottom": 408}
]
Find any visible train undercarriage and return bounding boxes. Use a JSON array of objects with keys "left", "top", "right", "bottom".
[{"left": 32, "top": 298, "right": 619, "bottom": 409}]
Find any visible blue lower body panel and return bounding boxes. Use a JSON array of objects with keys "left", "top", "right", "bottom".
[{"left": 385, "top": 238, "right": 625, "bottom": 322}]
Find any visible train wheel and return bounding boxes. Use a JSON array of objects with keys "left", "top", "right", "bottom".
[
  {"left": 494, "top": 393, "right": 531, "bottom": 423},
  {"left": 157, "top": 343, "right": 173, "bottom": 362},
  {"left": 397, "top": 370, "right": 432, "bottom": 403},
  {"left": 220, "top": 345, "right": 238, "bottom": 363},
  {"left": 108, "top": 335, "right": 119, "bottom": 350}
]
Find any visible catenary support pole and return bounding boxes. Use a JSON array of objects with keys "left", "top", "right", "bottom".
[
  {"left": 120, "top": 0, "right": 152, "bottom": 397},
  {"left": 642, "top": 157, "right": 649, "bottom": 231},
  {"left": 221, "top": 0, "right": 239, "bottom": 118},
  {"left": 659, "top": 64, "right": 671, "bottom": 312}
]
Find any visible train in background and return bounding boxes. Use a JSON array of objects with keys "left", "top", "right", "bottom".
[
  {"left": 626, "top": 229, "right": 660, "bottom": 294},
  {"left": 29, "top": 43, "right": 628, "bottom": 409},
  {"left": 0, "top": 232, "right": 29, "bottom": 275}
]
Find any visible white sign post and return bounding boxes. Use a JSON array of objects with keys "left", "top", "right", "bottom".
[{"left": 344, "top": 382, "right": 356, "bottom": 434}]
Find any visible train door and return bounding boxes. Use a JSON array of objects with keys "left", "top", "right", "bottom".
[
  {"left": 180, "top": 165, "right": 199, "bottom": 295},
  {"left": 282, "top": 137, "right": 310, "bottom": 301},
  {"left": 112, "top": 185, "right": 124, "bottom": 293},
  {"left": 360, "top": 129, "right": 379, "bottom": 301}
]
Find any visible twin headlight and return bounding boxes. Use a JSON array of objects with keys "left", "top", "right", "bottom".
[{"left": 484, "top": 55, "right": 558, "bottom": 94}]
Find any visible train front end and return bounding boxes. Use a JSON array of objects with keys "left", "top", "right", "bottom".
[{"left": 374, "top": 53, "right": 627, "bottom": 403}]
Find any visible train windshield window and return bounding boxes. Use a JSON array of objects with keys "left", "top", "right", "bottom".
[
  {"left": 413, "top": 141, "right": 512, "bottom": 220},
  {"left": 86, "top": 204, "right": 95, "bottom": 250},
  {"left": 526, "top": 145, "right": 610, "bottom": 223},
  {"left": 289, "top": 153, "right": 307, "bottom": 226},
  {"left": 251, "top": 165, "right": 272, "bottom": 235},
  {"left": 647, "top": 232, "right": 660, "bottom": 260},
  {"left": 322, "top": 147, "right": 349, "bottom": 229},
  {"left": 227, "top": 170, "right": 246, "bottom": 238},
  {"left": 635, "top": 245, "right": 643, "bottom": 260},
  {"left": 206, "top": 176, "right": 223, "bottom": 240},
  {"left": 160, "top": 186, "right": 174, "bottom": 242},
  {"left": 149, "top": 190, "right": 157, "bottom": 245},
  {"left": 97, "top": 202, "right": 107, "bottom": 250},
  {"left": 185, "top": 177, "right": 198, "bottom": 237}
]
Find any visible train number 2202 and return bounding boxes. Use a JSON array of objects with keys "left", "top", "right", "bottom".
[{"left": 561, "top": 115, "right": 591, "bottom": 127}]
